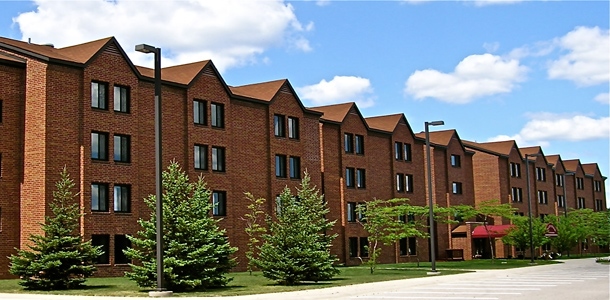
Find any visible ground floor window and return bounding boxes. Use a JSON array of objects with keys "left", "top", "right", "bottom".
[
  {"left": 348, "top": 236, "right": 370, "bottom": 258},
  {"left": 91, "top": 234, "right": 110, "bottom": 264}
]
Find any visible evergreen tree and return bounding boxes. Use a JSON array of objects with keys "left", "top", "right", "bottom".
[
  {"left": 124, "top": 161, "right": 237, "bottom": 291},
  {"left": 254, "top": 172, "right": 339, "bottom": 285},
  {"left": 9, "top": 167, "right": 101, "bottom": 290}
]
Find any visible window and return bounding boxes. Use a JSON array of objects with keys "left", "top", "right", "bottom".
[
  {"left": 355, "top": 135, "right": 364, "bottom": 155},
  {"left": 357, "top": 202, "right": 366, "bottom": 222},
  {"left": 557, "top": 195, "right": 565, "bottom": 208},
  {"left": 405, "top": 174, "right": 413, "bottom": 193},
  {"left": 113, "top": 184, "right": 130, "bottom": 213},
  {"left": 348, "top": 237, "right": 358, "bottom": 257},
  {"left": 359, "top": 237, "right": 369, "bottom": 257},
  {"left": 91, "top": 81, "right": 107, "bottom": 109},
  {"left": 212, "top": 191, "right": 227, "bottom": 216},
  {"left": 400, "top": 238, "right": 417, "bottom": 256},
  {"left": 511, "top": 187, "right": 523, "bottom": 202},
  {"left": 556, "top": 174, "right": 564, "bottom": 187},
  {"left": 577, "top": 197, "right": 585, "bottom": 209},
  {"left": 408, "top": 237, "right": 417, "bottom": 255},
  {"left": 404, "top": 144, "right": 412, "bottom": 161},
  {"left": 452, "top": 182, "right": 463, "bottom": 195},
  {"left": 210, "top": 102, "right": 224, "bottom": 128},
  {"left": 536, "top": 167, "right": 546, "bottom": 182},
  {"left": 594, "top": 180, "right": 602, "bottom": 192},
  {"left": 91, "top": 235, "right": 110, "bottom": 264},
  {"left": 345, "top": 167, "right": 355, "bottom": 187},
  {"left": 595, "top": 199, "right": 604, "bottom": 211},
  {"left": 275, "top": 155, "right": 287, "bottom": 178},
  {"left": 450, "top": 154, "right": 461, "bottom": 167},
  {"left": 193, "top": 100, "right": 207, "bottom": 125},
  {"left": 113, "top": 85, "right": 129, "bottom": 113},
  {"left": 0, "top": 153, "right": 2, "bottom": 178},
  {"left": 288, "top": 117, "right": 299, "bottom": 139},
  {"left": 114, "top": 235, "right": 131, "bottom": 264},
  {"left": 356, "top": 169, "right": 366, "bottom": 188},
  {"left": 537, "top": 190, "right": 548, "bottom": 204},
  {"left": 91, "top": 132, "right": 108, "bottom": 160},
  {"left": 274, "top": 114, "right": 285, "bottom": 137},
  {"left": 289, "top": 156, "right": 301, "bottom": 179},
  {"left": 0, "top": 100, "right": 3, "bottom": 123},
  {"left": 396, "top": 174, "right": 405, "bottom": 192},
  {"left": 395, "top": 142, "right": 403, "bottom": 160},
  {"left": 91, "top": 183, "right": 108, "bottom": 212},
  {"left": 211, "top": 146, "right": 225, "bottom": 172},
  {"left": 510, "top": 162, "right": 521, "bottom": 178},
  {"left": 344, "top": 133, "right": 354, "bottom": 153},
  {"left": 577, "top": 177, "right": 584, "bottom": 190},
  {"left": 347, "top": 202, "right": 357, "bottom": 222},
  {"left": 113, "top": 134, "right": 130, "bottom": 163},
  {"left": 194, "top": 144, "right": 208, "bottom": 170}
]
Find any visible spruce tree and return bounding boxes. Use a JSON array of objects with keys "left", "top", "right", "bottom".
[
  {"left": 124, "top": 161, "right": 237, "bottom": 291},
  {"left": 9, "top": 167, "right": 101, "bottom": 290},
  {"left": 254, "top": 172, "right": 339, "bottom": 285}
]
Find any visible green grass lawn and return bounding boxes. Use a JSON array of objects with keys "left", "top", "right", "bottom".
[{"left": 0, "top": 259, "right": 563, "bottom": 297}]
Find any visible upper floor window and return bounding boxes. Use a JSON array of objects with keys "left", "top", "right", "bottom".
[
  {"left": 452, "top": 182, "right": 463, "bottom": 195},
  {"left": 356, "top": 168, "right": 366, "bottom": 188},
  {"left": 345, "top": 167, "right": 355, "bottom": 188},
  {"left": 450, "top": 154, "right": 461, "bottom": 167},
  {"left": 577, "top": 197, "right": 585, "bottom": 209},
  {"left": 556, "top": 174, "right": 564, "bottom": 187},
  {"left": 347, "top": 202, "right": 357, "bottom": 222},
  {"left": 212, "top": 191, "right": 227, "bottom": 216},
  {"left": 510, "top": 162, "right": 521, "bottom": 178},
  {"left": 113, "top": 134, "right": 130, "bottom": 163},
  {"left": 113, "top": 85, "right": 129, "bottom": 113},
  {"left": 395, "top": 142, "right": 403, "bottom": 160},
  {"left": 288, "top": 117, "right": 299, "bottom": 139},
  {"left": 404, "top": 144, "right": 412, "bottom": 161},
  {"left": 511, "top": 187, "right": 523, "bottom": 202},
  {"left": 275, "top": 154, "right": 287, "bottom": 178},
  {"left": 355, "top": 135, "right": 364, "bottom": 155},
  {"left": 537, "top": 190, "right": 548, "bottom": 204},
  {"left": 594, "top": 180, "right": 602, "bottom": 192},
  {"left": 91, "top": 132, "right": 108, "bottom": 161},
  {"left": 212, "top": 146, "right": 226, "bottom": 172},
  {"left": 211, "top": 102, "right": 224, "bottom": 128},
  {"left": 194, "top": 144, "right": 208, "bottom": 170},
  {"left": 91, "top": 81, "right": 108, "bottom": 110},
  {"left": 114, "top": 184, "right": 131, "bottom": 213},
  {"left": 91, "top": 183, "right": 108, "bottom": 212},
  {"left": 557, "top": 195, "right": 565, "bottom": 208},
  {"left": 576, "top": 177, "right": 584, "bottom": 190},
  {"left": 289, "top": 156, "right": 301, "bottom": 179},
  {"left": 535, "top": 167, "right": 546, "bottom": 182},
  {"left": 194, "top": 100, "right": 207, "bottom": 125},
  {"left": 274, "top": 114, "right": 285, "bottom": 137},
  {"left": 396, "top": 174, "right": 405, "bottom": 192},
  {"left": 595, "top": 199, "right": 604, "bottom": 211},
  {"left": 344, "top": 133, "right": 354, "bottom": 153}
]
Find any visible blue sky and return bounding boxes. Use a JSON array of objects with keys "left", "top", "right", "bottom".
[{"left": 1, "top": 0, "right": 608, "bottom": 204}]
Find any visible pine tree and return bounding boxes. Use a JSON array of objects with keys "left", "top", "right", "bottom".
[
  {"left": 124, "top": 161, "right": 237, "bottom": 291},
  {"left": 254, "top": 172, "right": 339, "bottom": 285},
  {"left": 9, "top": 167, "right": 101, "bottom": 290}
]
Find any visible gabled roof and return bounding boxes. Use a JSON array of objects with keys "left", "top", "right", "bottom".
[
  {"left": 415, "top": 129, "right": 472, "bottom": 153},
  {"left": 365, "top": 114, "right": 403, "bottom": 132},
  {"left": 562, "top": 159, "right": 582, "bottom": 173},
  {"left": 519, "top": 146, "right": 550, "bottom": 165},
  {"left": 582, "top": 163, "right": 603, "bottom": 177},
  {"left": 463, "top": 140, "right": 520, "bottom": 158},
  {"left": 0, "top": 51, "right": 26, "bottom": 64},
  {"left": 230, "top": 79, "right": 286, "bottom": 102},
  {"left": 53, "top": 37, "right": 114, "bottom": 64},
  {"left": 0, "top": 36, "right": 76, "bottom": 62},
  {"left": 309, "top": 102, "right": 359, "bottom": 124},
  {"left": 136, "top": 60, "right": 211, "bottom": 86},
  {"left": 545, "top": 154, "right": 566, "bottom": 171}
]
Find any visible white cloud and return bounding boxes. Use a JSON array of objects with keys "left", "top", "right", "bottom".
[
  {"left": 483, "top": 42, "right": 499, "bottom": 53},
  {"left": 547, "top": 26, "right": 610, "bottom": 86},
  {"left": 14, "top": 0, "right": 312, "bottom": 72},
  {"left": 404, "top": 53, "right": 528, "bottom": 104},
  {"left": 471, "top": 0, "right": 525, "bottom": 6},
  {"left": 487, "top": 113, "right": 610, "bottom": 146},
  {"left": 594, "top": 93, "right": 610, "bottom": 105},
  {"left": 297, "top": 76, "right": 376, "bottom": 108}
]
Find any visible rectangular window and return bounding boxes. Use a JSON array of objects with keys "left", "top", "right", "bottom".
[
  {"left": 91, "top": 235, "right": 110, "bottom": 264},
  {"left": 357, "top": 202, "right": 366, "bottom": 222},
  {"left": 91, "top": 81, "right": 107, "bottom": 110},
  {"left": 394, "top": 142, "right": 403, "bottom": 160},
  {"left": 113, "top": 184, "right": 130, "bottom": 213},
  {"left": 396, "top": 173, "right": 405, "bottom": 192},
  {"left": 289, "top": 156, "right": 301, "bottom": 179},
  {"left": 288, "top": 117, "right": 299, "bottom": 139},
  {"left": 595, "top": 199, "right": 603, "bottom": 211},
  {"left": 451, "top": 154, "right": 461, "bottom": 167},
  {"left": 594, "top": 180, "right": 602, "bottom": 192},
  {"left": 556, "top": 174, "right": 564, "bottom": 187},
  {"left": 113, "top": 134, "right": 130, "bottom": 163},
  {"left": 355, "top": 135, "right": 364, "bottom": 155},
  {"left": 211, "top": 102, "right": 224, "bottom": 128},
  {"left": 404, "top": 144, "right": 412, "bottom": 161},
  {"left": 212, "top": 191, "right": 227, "bottom": 216},
  {"left": 452, "top": 182, "right": 463, "bottom": 195},
  {"left": 91, "top": 183, "right": 108, "bottom": 212},
  {"left": 536, "top": 167, "right": 546, "bottom": 182},
  {"left": 537, "top": 190, "right": 548, "bottom": 204},
  {"left": 344, "top": 133, "right": 354, "bottom": 153},
  {"left": 405, "top": 174, "right": 413, "bottom": 193},
  {"left": 91, "top": 132, "right": 108, "bottom": 161},
  {"left": 356, "top": 169, "right": 366, "bottom": 188},
  {"left": 211, "top": 146, "right": 225, "bottom": 172},
  {"left": 348, "top": 237, "right": 358, "bottom": 258},
  {"left": 0, "top": 153, "right": 2, "bottom": 178},
  {"left": 193, "top": 100, "right": 207, "bottom": 125},
  {"left": 399, "top": 238, "right": 408, "bottom": 256},
  {"left": 577, "top": 197, "right": 585, "bottom": 209},
  {"left": 113, "top": 85, "right": 129, "bottom": 113},
  {"left": 275, "top": 155, "right": 287, "bottom": 178},
  {"left": 577, "top": 177, "right": 584, "bottom": 190},
  {"left": 114, "top": 235, "right": 131, "bottom": 264},
  {"left": 359, "top": 237, "right": 369, "bottom": 257},
  {"left": 408, "top": 237, "right": 417, "bottom": 255},
  {"left": 557, "top": 195, "right": 565, "bottom": 208},
  {"left": 274, "top": 114, "right": 285, "bottom": 137},
  {"left": 510, "top": 162, "right": 521, "bottom": 178},
  {"left": 347, "top": 202, "right": 357, "bottom": 222},
  {"left": 194, "top": 144, "right": 208, "bottom": 170},
  {"left": 345, "top": 167, "right": 355, "bottom": 188},
  {"left": 0, "top": 100, "right": 3, "bottom": 123},
  {"left": 511, "top": 187, "right": 523, "bottom": 202}
]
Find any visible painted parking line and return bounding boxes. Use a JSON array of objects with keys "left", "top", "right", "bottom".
[
  {"left": 439, "top": 283, "right": 556, "bottom": 287},
  {"left": 387, "top": 291, "right": 521, "bottom": 295},
  {"left": 354, "top": 297, "right": 499, "bottom": 300},
  {"left": 424, "top": 287, "right": 541, "bottom": 291}
]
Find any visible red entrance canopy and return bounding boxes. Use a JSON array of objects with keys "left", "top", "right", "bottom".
[{"left": 471, "top": 224, "right": 514, "bottom": 238}]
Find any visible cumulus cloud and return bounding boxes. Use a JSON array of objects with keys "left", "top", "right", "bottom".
[
  {"left": 14, "top": 0, "right": 312, "bottom": 72},
  {"left": 487, "top": 113, "right": 610, "bottom": 146},
  {"left": 547, "top": 26, "right": 610, "bottom": 86},
  {"left": 595, "top": 93, "right": 610, "bottom": 105},
  {"left": 297, "top": 76, "right": 376, "bottom": 108},
  {"left": 404, "top": 53, "right": 528, "bottom": 104}
]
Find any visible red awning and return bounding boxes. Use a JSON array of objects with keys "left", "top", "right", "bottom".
[{"left": 471, "top": 224, "right": 514, "bottom": 238}]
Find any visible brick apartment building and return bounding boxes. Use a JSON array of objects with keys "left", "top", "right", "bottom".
[{"left": 0, "top": 36, "right": 606, "bottom": 278}]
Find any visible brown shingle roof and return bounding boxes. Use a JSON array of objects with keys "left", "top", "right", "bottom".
[
  {"left": 415, "top": 129, "right": 456, "bottom": 147},
  {"left": 365, "top": 114, "right": 403, "bottom": 133},
  {"left": 520, "top": 146, "right": 541, "bottom": 157},
  {"left": 0, "top": 51, "right": 25, "bottom": 63},
  {"left": 0, "top": 36, "right": 75, "bottom": 61},
  {"left": 463, "top": 140, "right": 516, "bottom": 156},
  {"left": 230, "top": 79, "right": 287, "bottom": 102},
  {"left": 54, "top": 37, "right": 113, "bottom": 64},
  {"left": 545, "top": 154, "right": 561, "bottom": 168},
  {"left": 563, "top": 159, "right": 581, "bottom": 173},
  {"left": 582, "top": 163, "right": 600, "bottom": 176},
  {"left": 135, "top": 60, "right": 210, "bottom": 85},
  {"left": 308, "top": 102, "right": 355, "bottom": 123}
]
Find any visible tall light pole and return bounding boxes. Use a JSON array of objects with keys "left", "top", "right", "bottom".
[
  {"left": 525, "top": 153, "right": 539, "bottom": 264},
  {"left": 135, "top": 44, "right": 169, "bottom": 296},
  {"left": 425, "top": 120, "right": 444, "bottom": 274},
  {"left": 562, "top": 172, "right": 575, "bottom": 217}
]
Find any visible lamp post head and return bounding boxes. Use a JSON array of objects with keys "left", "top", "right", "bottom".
[
  {"left": 135, "top": 44, "right": 157, "bottom": 54},
  {"left": 426, "top": 120, "right": 445, "bottom": 127}
]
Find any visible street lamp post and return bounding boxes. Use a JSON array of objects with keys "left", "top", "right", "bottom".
[
  {"left": 135, "top": 44, "right": 170, "bottom": 296},
  {"left": 561, "top": 172, "right": 575, "bottom": 217},
  {"left": 425, "top": 120, "right": 444, "bottom": 274},
  {"left": 525, "top": 153, "right": 539, "bottom": 264}
]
